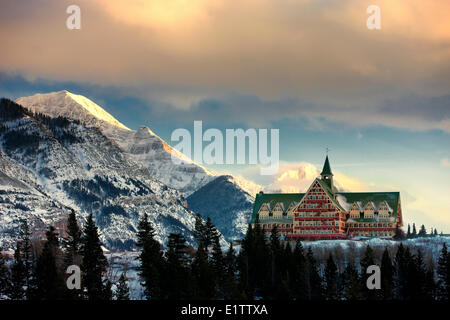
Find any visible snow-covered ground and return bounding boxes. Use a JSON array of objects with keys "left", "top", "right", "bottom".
[{"left": 107, "top": 236, "right": 450, "bottom": 300}]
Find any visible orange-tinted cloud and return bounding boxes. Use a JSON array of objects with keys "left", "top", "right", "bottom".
[{"left": 1, "top": 0, "right": 449, "bottom": 131}]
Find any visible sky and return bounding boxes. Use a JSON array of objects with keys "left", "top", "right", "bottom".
[{"left": 0, "top": 0, "right": 449, "bottom": 232}]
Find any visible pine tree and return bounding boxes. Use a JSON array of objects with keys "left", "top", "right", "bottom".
[
  {"left": 269, "top": 226, "right": 282, "bottom": 293},
  {"left": 62, "top": 210, "right": 83, "bottom": 299},
  {"left": 211, "top": 235, "right": 225, "bottom": 298},
  {"left": 402, "top": 247, "right": 415, "bottom": 300},
  {"left": 223, "top": 244, "right": 238, "bottom": 299},
  {"left": 194, "top": 213, "right": 207, "bottom": 247},
  {"left": 0, "top": 251, "right": 10, "bottom": 298},
  {"left": 136, "top": 212, "right": 163, "bottom": 299},
  {"left": 63, "top": 210, "right": 82, "bottom": 266},
  {"left": 406, "top": 224, "right": 411, "bottom": 239},
  {"left": 10, "top": 243, "right": 26, "bottom": 299},
  {"left": 191, "top": 244, "right": 215, "bottom": 299},
  {"left": 393, "top": 225, "right": 404, "bottom": 241},
  {"left": 306, "top": 247, "right": 322, "bottom": 300},
  {"left": 412, "top": 250, "right": 431, "bottom": 300},
  {"left": 418, "top": 225, "right": 427, "bottom": 237},
  {"left": 324, "top": 253, "right": 338, "bottom": 300},
  {"left": 81, "top": 214, "right": 109, "bottom": 300},
  {"left": 34, "top": 226, "right": 64, "bottom": 300},
  {"left": 204, "top": 217, "right": 219, "bottom": 249},
  {"left": 360, "top": 245, "right": 378, "bottom": 300},
  {"left": 412, "top": 223, "right": 417, "bottom": 238},
  {"left": 114, "top": 273, "right": 130, "bottom": 300},
  {"left": 424, "top": 267, "right": 435, "bottom": 300},
  {"left": 437, "top": 243, "right": 449, "bottom": 300},
  {"left": 342, "top": 262, "right": 362, "bottom": 300},
  {"left": 165, "top": 233, "right": 193, "bottom": 299},
  {"left": 238, "top": 224, "right": 253, "bottom": 296},
  {"left": 103, "top": 278, "right": 113, "bottom": 300},
  {"left": 394, "top": 243, "right": 407, "bottom": 299},
  {"left": 291, "top": 240, "right": 307, "bottom": 300},
  {"left": 19, "top": 221, "right": 33, "bottom": 299},
  {"left": 380, "top": 247, "right": 393, "bottom": 300}
]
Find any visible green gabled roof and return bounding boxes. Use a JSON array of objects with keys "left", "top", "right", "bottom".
[
  {"left": 336, "top": 192, "right": 400, "bottom": 221},
  {"left": 320, "top": 155, "right": 333, "bottom": 176},
  {"left": 315, "top": 178, "right": 346, "bottom": 211},
  {"left": 251, "top": 193, "right": 304, "bottom": 224}
]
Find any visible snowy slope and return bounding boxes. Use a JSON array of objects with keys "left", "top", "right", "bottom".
[
  {"left": 16, "top": 91, "right": 219, "bottom": 196},
  {"left": 0, "top": 149, "right": 74, "bottom": 250},
  {"left": 0, "top": 98, "right": 213, "bottom": 250},
  {"left": 187, "top": 175, "right": 255, "bottom": 240},
  {"left": 15, "top": 91, "right": 262, "bottom": 240},
  {"left": 16, "top": 91, "right": 130, "bottom": 131}
]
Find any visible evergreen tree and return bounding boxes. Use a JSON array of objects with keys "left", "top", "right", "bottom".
[
  {"left": 10, "top": 243, "right": 26, "bottom": 300},
  {"left": 114, "top": 273, "right": 130, "bottom": 300},
  {"left": 412, "top": 223, "right": 417, "bottom": 238},
  {"left": 165, "top": 233, "right": 193, "bottom": 299},
  {"left": 269, "top": 226, "right": 282, "bottom": 295},
  {"left": 0, "top": 251, "right": 10, "bottom": 298},
  {"left": 210, "top": 235, "right": 225, "bottom": 298},
  {"left": 62, "top": 210, "right": 83, "bottom": 299},
  {"left": 437, "top": 243, "right": 450, "bottom": 300},
  {"left": 191, "top": 244, "right": 215, "bottom": 299},
  {"left": 411, "top": 250, "right": 431, "bottom": 300},
  {"left": 63, "top": 210, "right": 82, "bottom": 266},
  {"left": 394, "top": 243, "right": 407, "bottom": 299},
  {"left": 342, "top": 263, "right": 362, "bottom": 300},
  {"left": 360, "top": 245, "right": 378, "bottom": 300},
  {"left": 238, "top": 223, "right": 270, "bottom": 299},
  {"left": 204, "top": 217, "right": 219, "bottom": 249},
  {"left": 81, "top": 214, "right": 109, "bottom": 300},
  {"left": 418, "top": 225, "right": 427, "bottom": 237},
  {"left": 393, "top": 225, "right": 404, "bottom": 241},
  {"left": 291, "top": 240, "right": 307, "bottom": 300},
  {"left": 18, "top": 220, "right": 33, "bottom": 299},
  {"left": 306, "top": 247, "right": 322, "bottom": 300},
  {"left": 324, "top": 253, "right": 338, "bottom": 300},
  {"left": 424, "top": 267, "right": 436, "bottom": 300},
  {"left": 380, "top": 247, "right": 393, "bottom": 300},
  {"left": 402, "top": 247, "right": 415, "bottom": 300},
  {"left": 34, "top": 226, "right": 64, "bottom": 299},
  {"left": 136, "top": 212, "right": 163, "bottom": 299},
  {"left": 103, "top": 279, "right": 113, "bottom": 300},
  {"left": 237, "top": 224, "right": 253, "bottom": 296},
  {"left": 223, "top": 244, "right": 238, "bottom": 299},
  {"left": 406, "top": 224, "right": 411, "bottom": 239},
  {"left": 434, "top": 229, "right": 438, "bottom": 237},
  {"left": 194, "top": 213, "right": 207, "bottom": 247}
]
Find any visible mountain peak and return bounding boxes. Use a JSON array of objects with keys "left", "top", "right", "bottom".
[{"left": 16, "top": 91, "right": 130, "bottom": 131}]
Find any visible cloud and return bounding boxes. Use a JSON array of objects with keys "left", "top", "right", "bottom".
[
  {"left": 242, "top": 161, "right": 371, "bottom": 193},
  {"left": 1, "top": 1, "right": 449, "bottom": 132},
  {"left": 441, "top": 158, "right": 450, "bottom": 167}
]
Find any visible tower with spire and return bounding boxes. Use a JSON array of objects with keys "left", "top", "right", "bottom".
[{"left": 320, "top": 155, "right": 334, "bottom": 191}]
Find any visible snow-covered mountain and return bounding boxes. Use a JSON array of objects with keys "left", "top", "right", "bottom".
[
  {"left": 0, "top": 98, "right": 211, "bottom": 250},
  {"left": 187, "top": 175, "right": 255, "bottom": 240},
  {"left": 17, "top": 91, "right": 217, "bottom": 196},
  {"left": 12, "top": 91, "right": 262, "bottom": 241}
]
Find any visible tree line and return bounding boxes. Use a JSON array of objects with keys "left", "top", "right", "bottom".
[
  {"left": 405, "top": 223, "right": 442, "bottom": 239},
  {"left": 0, "top": 211, "right": 449, "bottom": 300}
]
